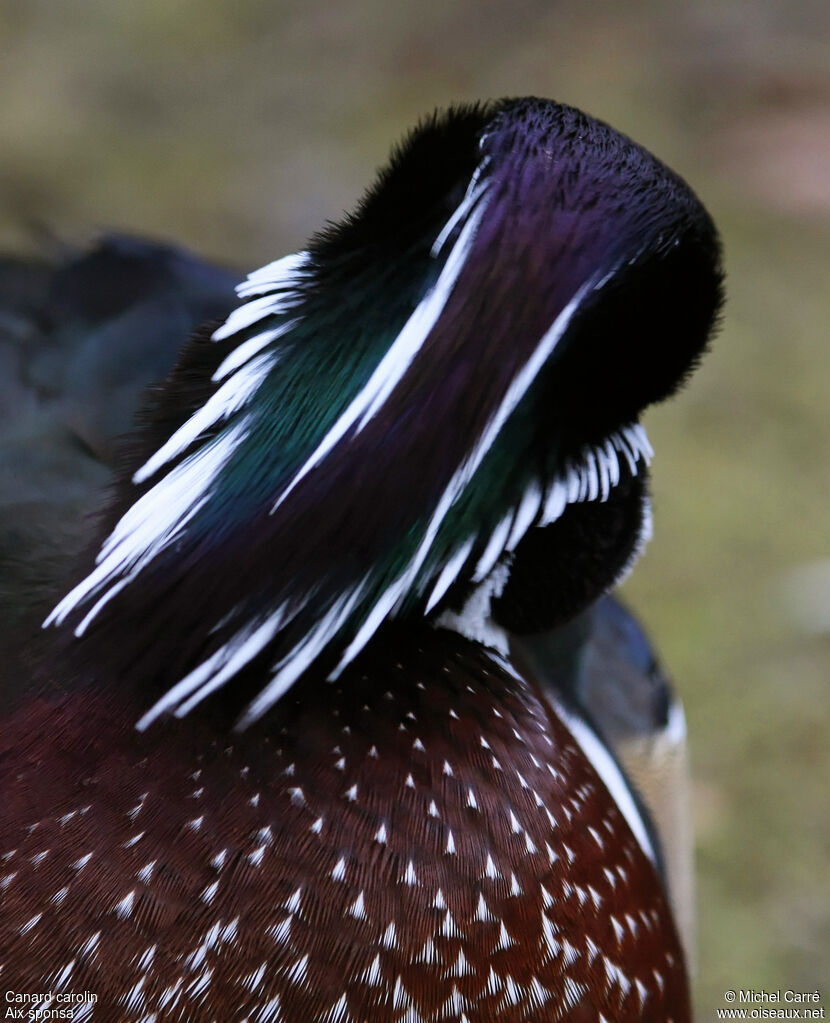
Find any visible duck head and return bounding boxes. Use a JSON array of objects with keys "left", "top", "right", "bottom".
[{"left": 44, "top": 97, "right": 723, "bottom": 730}]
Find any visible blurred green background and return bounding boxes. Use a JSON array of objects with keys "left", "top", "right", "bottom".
[{"left": 2, "top": 0, "right": 828, "bottom": 1014}]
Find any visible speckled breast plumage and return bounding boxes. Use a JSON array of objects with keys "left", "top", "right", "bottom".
[{"left": 1, "top": 627, "right": 687, "bottom": 1021}]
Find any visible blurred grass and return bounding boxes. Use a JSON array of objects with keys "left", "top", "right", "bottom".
[{"left": 2, "top": 0, "right": 829, "bottom": 1013}]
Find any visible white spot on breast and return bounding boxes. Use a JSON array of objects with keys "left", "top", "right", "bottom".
[
  {"left": 136, "top": 945, "right": 156, "bottom": 971},
  {"left": 474, "top": 893, "right": 494, "bottom": 922},
  {"left": 270, "top": 915, "right": 293, "bottom": 943},
  {"left": 401, "top": 861, "right": 418, "bottom": 886},
  {"left": 540, "top": 916, "right": 559, "bottom": 958},
  {"left": 113, "top": 891, "right": 136, "bottom": 918},
  {"left": 486, "top": 967, "right": 503, "bottom": 995},
  {"left": 562, "top": 939, "right": 580, "bottom": 966},
  {"left": 417, "top": 937, "right": 438, "bottom": 964},
  {"left": 137, "top": 861, "right": 156, "bottom": 883},
  {"left": 285, "top": 954, "right": 309, "bottom": 986},
  {"left": 427, "top": 800, "right": 439, "bottom": 818},
  {"left": 529, "top": 976, "right": 551, "bottom": 1008},
  {"left": 482, "top": 854, "right": 500, "bottom": 879},
  {"left": 445, "top": 830, "right": 456, "bottom": 854},
  {"left": 381, "top": 922, "right": 398, "bottom": 949},
  {"left": 287, "top": 787, "right": 306, "bottom": 806},
  {"left": 284, "top": 888, "right": 302, "bottom": 913},
  {"left": 563, "top": 976, "right": 587, "bottom": 1008},
  {"left": 442, "top": 761, "right": 454, "bottom": 776},
  {"left": 500, "top": 974, "right": 522, "bottom": 1007},
  {"left": 257, "top": 994, "right": 282, "bottom": 1023},
  {"left": 392, "top": 976, "right": 411, "bottom": 1012},
  {"left": 604, "top": 956, "right": 632, "bottom": 996},
  {"left": 466, "top": 788, "right": 478, "bottom": 810},
  {"left": 78, "top": 931, "right": 100, "bottom": 958},
  {"left": 331, "top": 857, "right": 347, "bottom": 882},
  {"left": 123, "top": 976, "right": 147, "bottom": 1011},
  {"left": 441, "top": 910, "right": 461, "bottom": 938},
  {"left": 323, "top": 992, "right": 350, "bottom": 1022},
  {"left": 20, "top": 913, "right": 42, "bottom": 935},
  {"left": 249, "top": 846, "right": 266, "bottom": 867},
  {"left": 447, "top": 948, "right": 474, "bottom": 977},
  {"left": 363, "top": 954, "right": 382, "bottom": 985},
  {"left": 201, "top": 880, "right": 220, "bottom": 904},
  {"left": 348, "top": 892, "right": 367, "bottom": 919},
  {"left": 244, "top": 962, "right": 267, "bottom": 993}
]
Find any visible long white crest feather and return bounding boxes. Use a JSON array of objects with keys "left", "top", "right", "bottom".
[
  {"left": 44, "top": 423, "right": 248, "bottom": 630},
  {"left": 271, "top": 174, "right": 492, "bottom": 514},
  {"left": 237, "top": 584, "right": 368, "bottom": 728},
  {"left": 212, "top": 252, "right": 309, "bottom": 341},
  {"left": 133, "top": 351, "right": 279, "bottom": 484},
  {"left": 136, "top": 603, "right": 295, "bottom": 730}
]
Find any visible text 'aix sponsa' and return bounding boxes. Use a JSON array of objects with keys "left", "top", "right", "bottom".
[{"left": 1, "top": 97, "right": 722, "bottom": 1021}]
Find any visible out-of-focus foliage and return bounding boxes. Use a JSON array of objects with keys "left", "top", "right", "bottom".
[{"left": 2, "top": 0, "right": 828, "bottom": 1013}]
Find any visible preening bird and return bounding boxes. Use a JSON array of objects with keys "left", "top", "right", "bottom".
[{"left": 0, "top": 97, "right": 722, "bottom": 1021}]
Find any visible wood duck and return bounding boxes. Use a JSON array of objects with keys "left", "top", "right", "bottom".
[{"left": 0, "top": 98, "right": 723, "bottom": 1021}]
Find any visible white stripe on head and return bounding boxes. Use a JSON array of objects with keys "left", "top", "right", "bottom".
[{"left": 271, "top": 165, "right": 493, "bottom": 514}]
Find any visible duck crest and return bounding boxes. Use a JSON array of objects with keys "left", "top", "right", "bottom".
[{"left": 44, "top": 98, "right": 722, "bottom": 730}]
